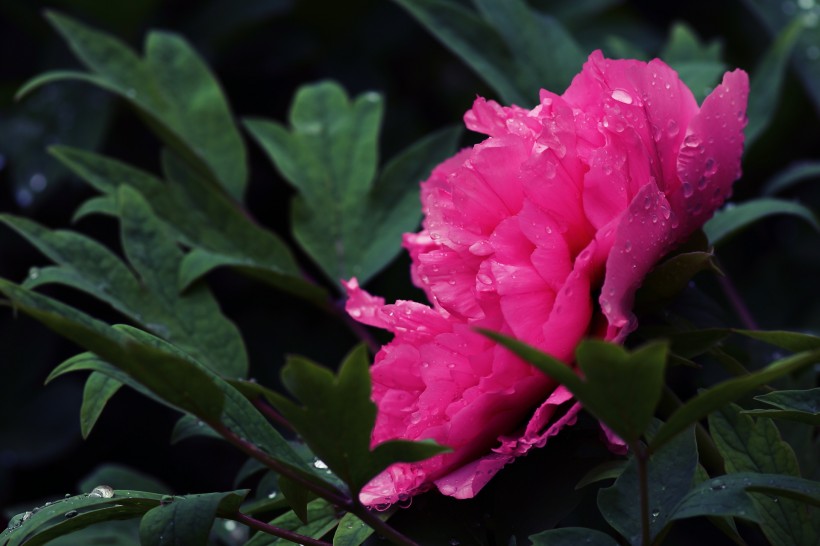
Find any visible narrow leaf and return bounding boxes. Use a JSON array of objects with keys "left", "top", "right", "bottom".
[
  {"left": 529, "top": 528, "right": 620, "bottom": 546},
  {"left": 244, "top": 499, "right": 339, "bottom": 546},
  {"left": 80, "top": 372, "right": 122, "bottom": 439},
  {"left": 704, "top": 198, "right": 820, "bottom": 245},
  {"left": 649, "top": 349, "right": 820, "bottom": 453},
  {"left": 332, "top": 513, "right": 376, "bottom": 546},
  {"left": 763, "top": 160, "right": 820, "bottom": 195}
]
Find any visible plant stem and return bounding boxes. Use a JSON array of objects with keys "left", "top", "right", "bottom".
[
  {"left": 349, "top": 503, "right": 421, "bottom": 546},
  {"left": 633, "top": 441, "right": 651, "bottom": 546},
  {"left": 233, "top": 511, "right": 331, "bottom": 546},
  {"left": 716, "top": 268, "right": 758, "bottom": 330},
  {"left": 209, "top": 421, "right": 349, "bottom": 507},
  {"left": 252, "top": 397, "right": 294, "bottom": 431}
]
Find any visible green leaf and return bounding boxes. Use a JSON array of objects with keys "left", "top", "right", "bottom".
[
  {"left": 277, "top": 476, "right": 313, "bottom": 524},
  {"left": 51, "top": 146, "right": 322, "bottom": 305},
  {"left": 0, "top": 282, "right": 324, "bottom": 485},
  {"left": 667, "top": 473, "right": 820, "bottom": 523},
  {"left": 745, "top": 17, "right": 805, "bottom": 148},
  {"left": 0, "top": 209, "right": 249, "bottom": 378},
  {"left": 245, "top": 499, "right": 339, "bottom": 546},
  {"left": 709, "top": 403, "right": 819, "bottom": 545},
  {"left": 116, "top": 184, "right": 249, "bottom": 377},
  {"left": 246, "top": 84, "right": 460, "bottom": 287},
  {"left": 267, "top": 345, "right": 449, "bottom": 494},
  {"left": 482, "top": 332, "right": 667, "bottom": 443},
  {"left": 735, "top": 329, "right": 820, "bottom": 353},
  {"left": 529, "top": 527, "right": 620, "bottom": 546},
  {"left": 78, "top": 464, "right": 172, "bottom": 495},
  {"left": 332, "top": 513, "right": 377, "bottom": 546},
  {"left": 648, "top": 348, "right": 820, "bottom": 453},
  {"left": 763, "top": 160, "right": 820, "bottom": 195},
  {"left": 79, "top": 372, "right": 122, "bottom": 439},
  {"left": 1, "top": 490, "right": 164, "bottom": 546},
  {"left": 634, "top": 251, "right": 719, "bottom": 312},
  {"left": 139, "top": 491, "right": 247, "bottom": 546},
  {"left": 660, "top": 23, "right": 727, "bottom": 103},
  {"left": 575, "top": 460, "right": 628, "bottom": 490},
  {"left": 393, "top": 0, "right": 584, "bottom": 105},
  {"left": 742, "top": 388, "right": 820, "bottom": 426},
  {"left": 598, "top": 425, "right": 697, "bottom": 545},
  {"left": 392, "top": 0, "right": 528, "bottom": 105},
  {"left": 472, "top": 0, "right": 585, "bottom": 97},
  {"left": 19, "top": 11, "right": 247, "bottom": 199},
  {"left": 170, "top": 414, "right": 224, "bottom": 444},
  {"left": 703, "top": 198, "right": 820, "bottom": 246}
]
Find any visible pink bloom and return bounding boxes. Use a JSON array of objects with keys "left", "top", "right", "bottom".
[{"left": 345, "top": 51, "right": 749, "bottom": 507}]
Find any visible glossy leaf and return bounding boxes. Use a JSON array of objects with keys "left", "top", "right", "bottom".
[
  {"left": 80, "top": 372, "right": 122, "bottom": 438},
  {"left": 598, "top": 426, "right": 697, "bottom": 545},
  {"left": 763, "top": 160, "right": 820, "bottom": 195},
  {"left": 18, "top": 11, "right": 248, "bottom": 200},
  {"left": 1, "top": 490, "right": 164, "bottom": 546},
  {"left": 742, "top": 388, "right": 820, "bottom": 425},
  {"left": 660, "top": 22, "right": 726, "bottom": 102},
  {"left": 244, "top": 499, "right": 339, "bottom": 546},
  {"left": 267, "top": 345, "right": 449, "bottom": 493},
  {"left": 393, "top": 0, "right": 583, "bottom": 106},
  {"left": 139, "top": 490, "right": 247, "bottom": 546},
  {"left": 634, "top": 251, "right": 718, "bottom": 312},
  {"left": 170, "top": 414, "right": 224, "bottom": 444},
  {"left": 709, "top": 403, "right": 819, "bottom": 545},
  {"left": 482, "top": 331, "right": 667, "bottom": 443},
  {"left": 529, "top": 527, "right": 620, "bottom": 546},
  {"left": 703, "top": 198, "right": 820, "bottom": 246},
  {"left": 649, "top": 348, "right": 820, "bottom": 453}
]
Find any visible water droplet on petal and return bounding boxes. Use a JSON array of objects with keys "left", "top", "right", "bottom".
[
  {"left": 704, "top": 157, "right": 718, "bottom": 176},
  {"left": 684, "top": 134, "right": 702, "bottom": 148},
  {"left": 651, "top": 124, "right": 662, "bottom": 142},
  {"left": 624, "top": 240, "right": 632, "bottom": 253},
  {"left": 682, "top": 182, "right": 694, "bottom": 198},
  {"left": 611, "top": 88, "right": 633, "bottom": 104},
  {"left": 468, "top": 240, "right": 493, "bottom": 256},
  {"left": 666, "top": 119, "right": 679, "bottom": 137},
  {"left": 349, "top": 308, "right": 362, "bottom": 318}
]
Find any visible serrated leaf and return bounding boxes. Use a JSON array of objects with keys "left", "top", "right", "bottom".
[
  {"left": 529, "top": 527, "right": 620, "bottom": 546},
  {"left": 139, "top": 490, "right": 247, "bottom": 546},
  {"left": 598, "top": 425, "right": 697, "bottom": 545},
  {"left": 19, "top": 11, "right": 247, "bottom": 199},
  {"left": 267, "top": 345, "right": 449, "bottom": 494},
  {"left": 51, "top": 146, "right": 323, "bottom": 305},
  {"left": 667, "top": 473, "right": 820, "bottom": 523},
  {"left": 649, "top": 348, "right": 820, "bottom": 453},
  {"left": 709, "top": 403, "right": 819, "bottom": 546},
  {"left": 704, "top": 198, "right": 820, "bottom": 246},
  {"left": 80, "top": 372, "right": 122, "bottom": 438},
  {"left": 745, "top": 17, "right": 805, "bottom": 148},
  {"left": 244, "top": 499, "right": 339, "bottom": 546},
  {"left": 0, "top": 209, "right": 248, "bottom": 378},
  {"left": 482, "top": 332, "right": 667, "bottom": 443},
  {"left": 660, "top": 23, "right": 727, "bottom": 103},
  {"left": 1, "top": 490, "right": 164, "bottom": 546},
  {"left": 763, "top": 160, "right": 820, "bottom": 196},
  {"left": 394, "top": 0, "right": 583, "bottom": 106}
]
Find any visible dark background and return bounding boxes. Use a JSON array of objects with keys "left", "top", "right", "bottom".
[{"left": 0, "top": 0, "right": 818, "bottom": 541}]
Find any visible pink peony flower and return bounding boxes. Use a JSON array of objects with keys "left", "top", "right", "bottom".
[{"left": 345, "top": 51, "right": 749, "bottom": 507}]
